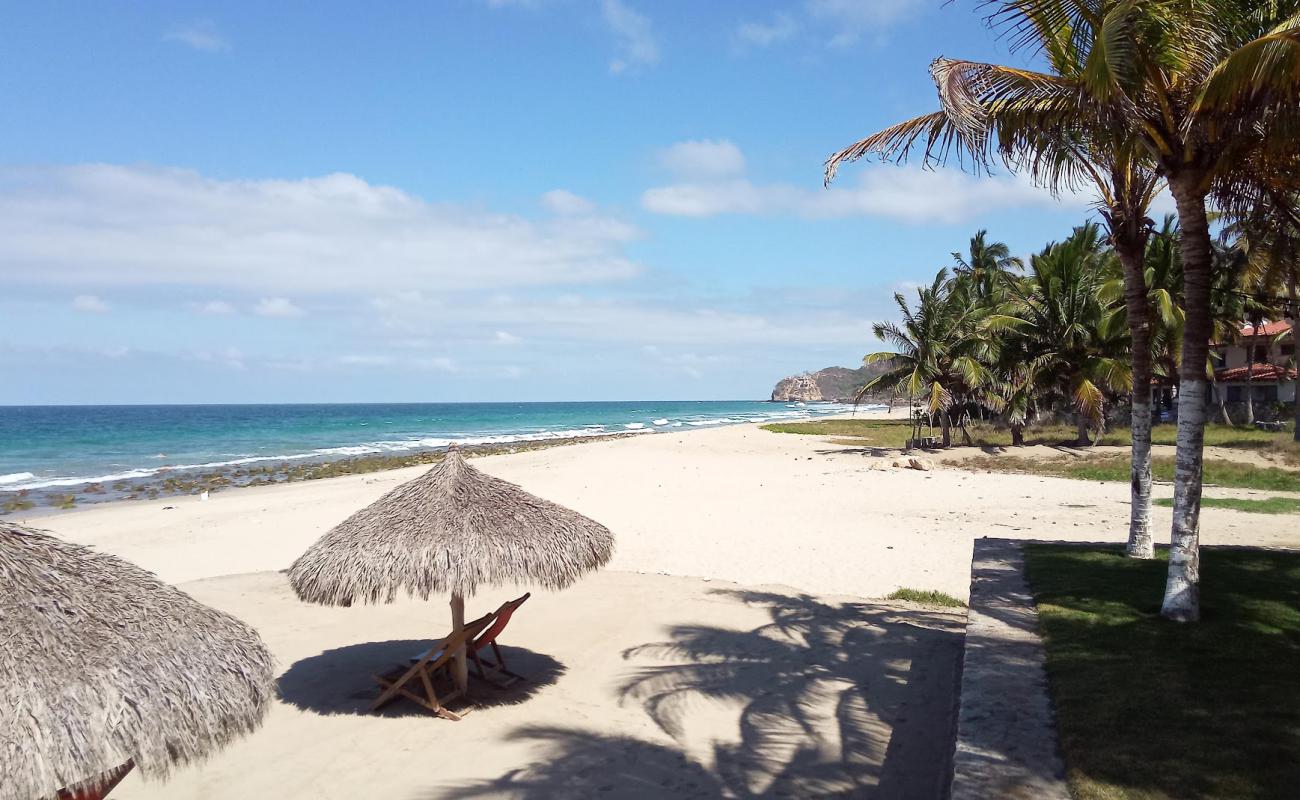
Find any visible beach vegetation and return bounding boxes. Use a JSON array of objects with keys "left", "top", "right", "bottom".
[
  {"left": 885, "top": 588, "right": 965, "bottom": 608},
  {"left": 960, "top": 453, "right": 1300, "bottom": 493},
  {"left": 855, "top": 270, "right": 1002, "bottom": 448},
  {"left": 761, "top": 418, "right": 912, "bottom": 448},
  {"left": 1154, "top": 496, "right": 1300, "bottom": 514},
  {"left": 1023, "top": 544, "right": 1300, "bottom": 798}
]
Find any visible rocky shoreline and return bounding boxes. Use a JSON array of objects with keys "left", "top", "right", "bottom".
[{"left": 0, "top": 432, "right": 639, "bottom": 515}]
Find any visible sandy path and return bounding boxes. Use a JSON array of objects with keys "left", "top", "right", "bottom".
[
  {"left": 110, "top": 569, "right": 964, "bottom": 799},
  {"left": 27, "top": 419, "right": 1300, "bottom": 601}
]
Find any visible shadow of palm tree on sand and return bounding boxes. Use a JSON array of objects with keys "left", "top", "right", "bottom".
[{"left": 439, "top": 591, "right": 964, "bottom": 798}]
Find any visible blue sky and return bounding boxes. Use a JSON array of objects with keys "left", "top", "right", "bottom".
[{"left": 1, "top": 0, "right": 1123, "bottom": 404}]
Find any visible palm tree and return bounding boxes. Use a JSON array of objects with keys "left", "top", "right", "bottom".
[
  {"left": 858, "top": 270, "right": 995, "bottom": 448},
  {"left": 822, "top": 14, "right": 1169, "bottom": 559},
  {"left": 827, "top": 0, "right": 1300, "bottom": 619},
  {"left": 1000, "top": 224, "right": 1133, "bottom": 445},
  {"left": 953, "top": 230, "right": 1022, "bottom": 304}
]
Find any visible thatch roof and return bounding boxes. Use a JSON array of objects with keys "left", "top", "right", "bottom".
[
  {"left": 0, "top": 523, "right": 276, "bottom": 800},
  {"left": 288, "top": 448, "right": 615, "bottom": 605}
]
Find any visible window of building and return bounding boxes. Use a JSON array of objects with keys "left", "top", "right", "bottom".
[
  {"left": 1253, "top": 345, "right": 1269, "bottom": 362},
  {"left": 1254, "top": 385, "right": 1279, "bottom": 403}
]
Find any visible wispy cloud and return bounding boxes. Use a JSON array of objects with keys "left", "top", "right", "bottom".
[
  {"left": 642, "top": 141, "right": 1084, "bottom": 223},
  {"left": 0, "top": 165, "right": 642, "bottom": 295},
  {"left": 601, "top": 0, "right": 659, "bottom": 74},
  {"left": 197, "top": 300, "right": 236, "bottom": 315},
  {"left": 735, "top": 0, "right": 924, "bottom": 51},
  {"left": 807, "top": 0, "right": 924, "bottom": 47},
  {"left": 71, "top": 294, "right": 109, "bottom": 313},
  {"left": 541, "top": 189, "right": 596, "bottom": 215},
  {"left": 164, "top": 19, "right": 229, "bottom": 52},
  {"left": 658, "top": 139, "right": 747, "bottom": 178},
  {"left": 735, "top": 13, "right": 799, "bottom": 47},
  {"left": 253, "top": 297, "right": 305, "bottom": 318}
]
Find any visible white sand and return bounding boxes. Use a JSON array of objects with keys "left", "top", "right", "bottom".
[
  {"left": 29, "top": 413, "right": 1300, "bottom": 599},
  {"left": 19, "top": 414, "right": 1300, "bottom": 798}
]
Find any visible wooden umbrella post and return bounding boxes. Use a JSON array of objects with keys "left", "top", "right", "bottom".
[{"left": 449, "top": 593, "right": 469, "bottom": 695}]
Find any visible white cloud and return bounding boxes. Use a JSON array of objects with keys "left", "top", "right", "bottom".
[
  {"left": 253, "top": 297, "right": 305, "bottom": 318},
  {"left": 736, "top": 13, "right": 799, "bottom": 47},
  {"left": 806, "top": 0, "right": 924, "bottom": 47},
  {"left": 658, "top": 139, "right": 747, "bottom": 179},
  {"left": 197, "top": 300, "right": 236, "bottom": 315},
  {"left": 493, "top": 330, "right": 522, "bottom": 345},
  {"left": 164, "top": 19, "right": 229, "bottom": 52},
  {"left": 601, "top": 0, "right": 659, "bottom": 74},
  {"left": 71, "top": 294, "right": 109, "bottom": 313},
  {"left": 541, "top": 189, "right": 596, "bottom": 215},
  {"left": 372, "top": 291, "right": 878, "bottom": 347},
  {"left": 414, "top": 356, "right": 459, "bottom": 372},
  {"left": 643, "top": 158, "right": 1086, "bottom": 224},
  {"left": 0, "top": 165, "right": 642, "bottom": 294}
]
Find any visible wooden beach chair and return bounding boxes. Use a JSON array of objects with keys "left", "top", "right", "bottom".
[
  {"left": 466, "top": 593, "right": 531, "bottom": 688},
  {"left": 371, "top": 612, "right": 493, "bottom": 720}
]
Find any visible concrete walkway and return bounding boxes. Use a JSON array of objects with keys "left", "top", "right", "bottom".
[{"left": 950, "top": 538, "right": 1070, "bottom": 799}]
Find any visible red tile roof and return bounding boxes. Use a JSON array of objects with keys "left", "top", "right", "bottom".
[
  {"left": 1238, "top": 320, "right": 1293, "bottom": 338},
  {"left": 1214, "top": 363, "right": 1298, "bottom": 382}
]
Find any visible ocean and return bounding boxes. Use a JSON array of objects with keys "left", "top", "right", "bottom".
[{"left": 0, "top": 401, "right": 857, "bottom": 498}]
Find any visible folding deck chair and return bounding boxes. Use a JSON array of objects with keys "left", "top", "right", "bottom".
[
  {"left": 371, "top": 611, "right": 494, "bottom": 720},
  {"left": 465, "top": 593, "right": 531, "bottom": 688}
]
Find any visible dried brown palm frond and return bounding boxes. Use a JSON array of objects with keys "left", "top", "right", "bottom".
[
  {"left": 0, "top": 524, "right": 275, "bottom": 800},
  {"left": 288, "top": 447, "right": 614, "bottom": 606}
]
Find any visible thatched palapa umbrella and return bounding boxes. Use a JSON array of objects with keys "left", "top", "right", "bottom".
[
  {"left": 1, "top": 523, "right": 276, "bottom": 800},
  {"left": 288, "top": 445, "right": 614, "bottom": 694}
]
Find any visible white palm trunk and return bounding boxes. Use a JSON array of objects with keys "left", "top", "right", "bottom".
[
  {"left": 1160, "top": 378, "right": 1207, "bottom": 621},
  {"left": 1126, "top": 399, "right": 1155, "bottom": 558}
]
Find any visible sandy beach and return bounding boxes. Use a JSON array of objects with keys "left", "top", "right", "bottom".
[{"left": 20, "top": 415, "right": 1300, "bottom": 798}]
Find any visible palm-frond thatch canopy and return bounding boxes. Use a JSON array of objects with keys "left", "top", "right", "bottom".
[
  {"left": 0, "top": 523, "right": 276, "bottom": 800},
  {"left": 288, "top": 447, "right": 615, "bottom": 607}
]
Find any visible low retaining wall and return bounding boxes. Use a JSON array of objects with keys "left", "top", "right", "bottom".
[{"left": 949, "top": 538, "right": 1070, "bottom": 799}]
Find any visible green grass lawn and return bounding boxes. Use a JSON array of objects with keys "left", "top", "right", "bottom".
[
  {"left": 761, "top": 418, "right": 915, "bottom": 448},
  {"left": 1023, "top": 544, "right": 1300, "bottom": 800},
  {"left": 762, "top": 418, "right": 1299, "bottom": 464},
  {"left": 1154, "top": 496, "right": 1300, "bottom": 514},
  {"left": 959, "top": 453, "right": 1300, "bottom": 492}
]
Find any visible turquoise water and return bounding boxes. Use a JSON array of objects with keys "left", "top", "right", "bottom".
[{"left": 0, "top": 401, "right": 856, "bottom": 493}]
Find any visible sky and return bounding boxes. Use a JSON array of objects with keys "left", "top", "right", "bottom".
[{"left": 0, "top": 0, "right": 1136, "bottom": 404}]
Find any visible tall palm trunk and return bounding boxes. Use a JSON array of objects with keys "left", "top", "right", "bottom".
[
  {"left": 1118, "top": 243, "right": 1154, "bottom": 558},
  {"left": 1291, "top": 278, "right": 1299, "bottom": 442},
  {"left": 940, "top": 412, "right": 952, "bottom": 448},
  {"left": 1162, "top": 176, "right": 1213, "bottom": 622},
  {"left": 1245, "top": 319, "right": 1259, "bottom": 425},
  {"left": 1076, "top": 415, "right": 1091, "bottom": 446}
]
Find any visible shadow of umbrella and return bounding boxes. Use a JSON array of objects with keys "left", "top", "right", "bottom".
[{"left": 277, "top": 641, "right": 564, "bottom": 718}]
